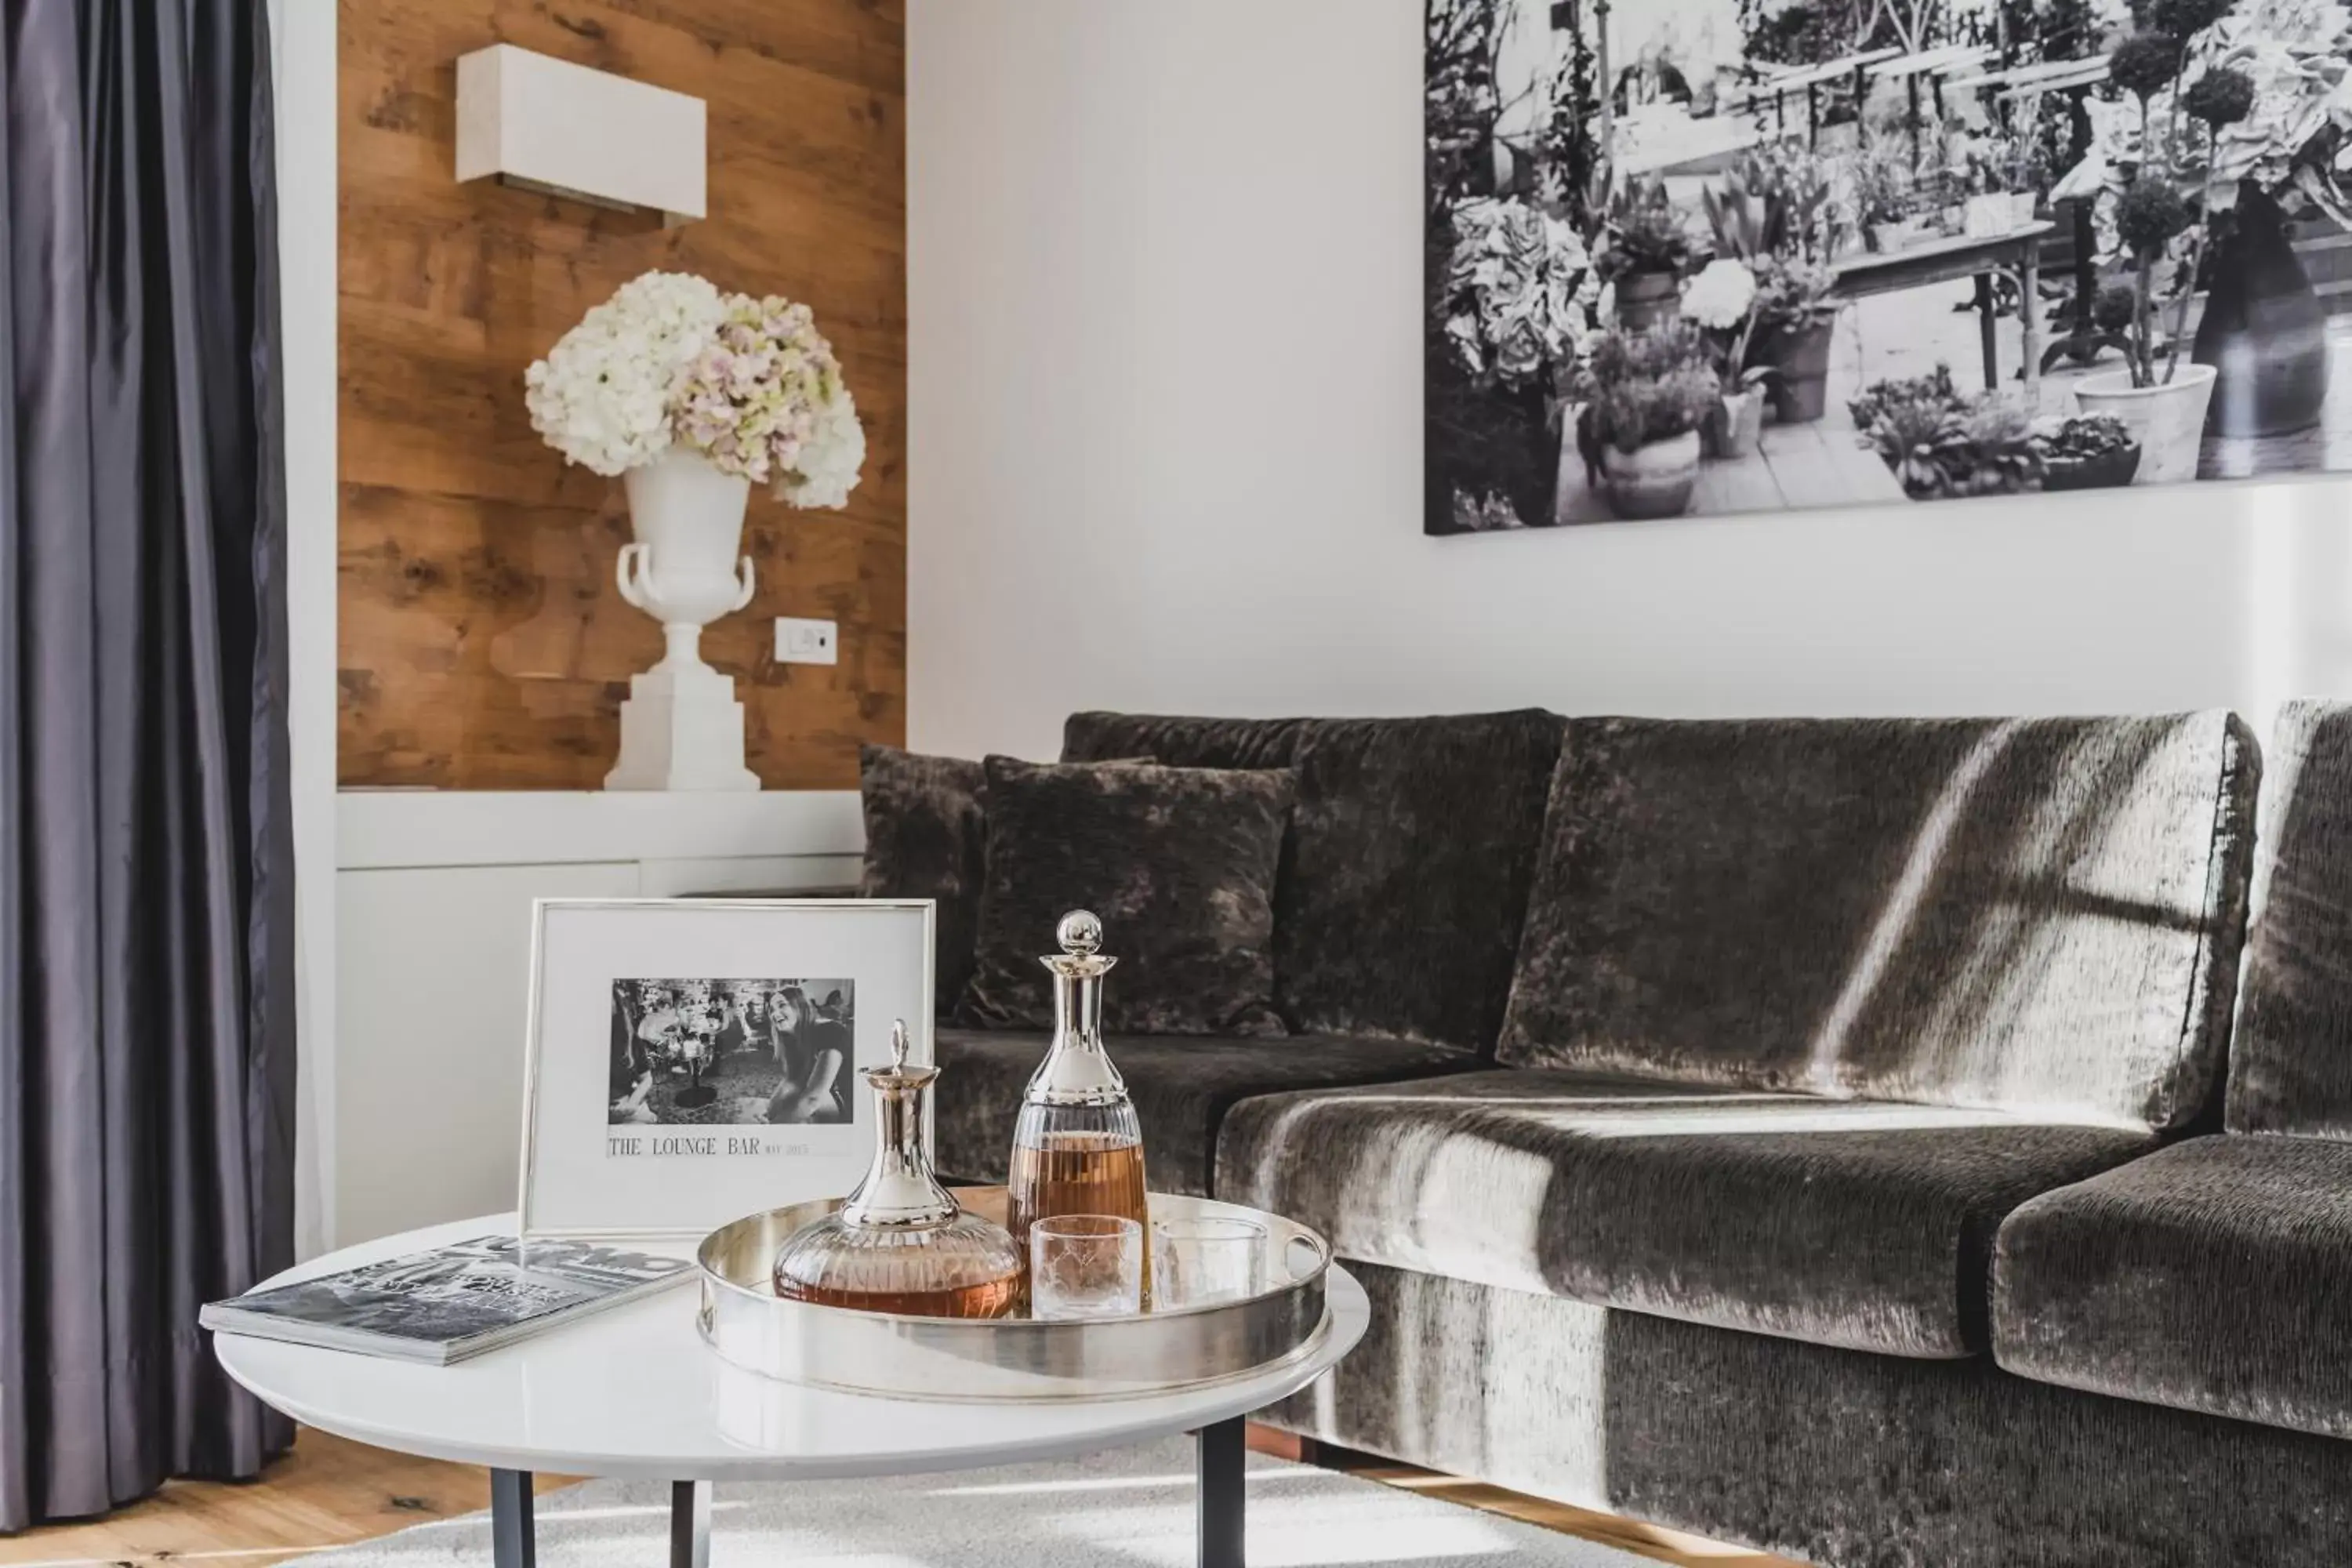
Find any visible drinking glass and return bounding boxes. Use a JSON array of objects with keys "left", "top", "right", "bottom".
[
  {"left": 1152, "top": 1214, "right": 1267, "bottom": 1307},
  {"left": 1029, "top": 1214, "right": 1144, "bottom": 1320}
]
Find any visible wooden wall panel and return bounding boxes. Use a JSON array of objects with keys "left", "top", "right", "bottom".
[{"left": 339, "top": 0, "right": 906, "bottom": 789}]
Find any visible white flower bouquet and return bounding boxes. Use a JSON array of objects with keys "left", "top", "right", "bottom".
[{"left": 524, "top": 269, "right": 866, "bottom": 510}]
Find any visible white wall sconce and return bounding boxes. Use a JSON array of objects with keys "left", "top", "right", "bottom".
[{"left": 455, "top": 44, "right": 706, "bottom": 224}]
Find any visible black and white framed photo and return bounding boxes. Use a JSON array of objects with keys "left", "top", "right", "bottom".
[{"left": 519, "top": 898, "right": 934, "bottom": 1241}]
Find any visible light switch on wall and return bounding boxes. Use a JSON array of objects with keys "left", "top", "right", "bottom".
[{"left": 774, "top": 617, "right": 839, "bottom": 666}]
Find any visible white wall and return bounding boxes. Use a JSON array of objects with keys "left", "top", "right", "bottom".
[{"left": 906, "top": 0, "right": 2352, "bottom": 763}]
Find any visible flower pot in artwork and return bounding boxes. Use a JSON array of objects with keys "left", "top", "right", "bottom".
[
  {"left": 2072, "top": 365, "right": 2217, "bottom": 487},
  {"left": 605, "top": 447, "right": 761, "bottom": 792},
  {"left": 2043, "top": 442, "right": 2143, "bottom": 492},
  {"left": 1759, "top": 318, "right": 1835, "bottom": 424},
  {"left": 1602, "top": 431, "right": 1702, "bottom": 520},
  {"left": 2194, "top": 190, "right": 2331, "bottom": 439},
  {"left": 1964, "top": 194, "right": 2014, "bottom": 238},
  {"left": 1702, "top": 390, "right": 1764, "bottom": 459},
  {"left": 1867, "top": 218, "right": 1930, "bottom": 253},
  {"left": 1616, "top": 270, "right": 1682, "bottom": 331}
]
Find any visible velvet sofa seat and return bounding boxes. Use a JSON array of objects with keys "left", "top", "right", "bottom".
[
  {"left": 1994, "top": 1134, "right": 2352, "bottom": 1439},
  {"left": 1217, "top": 1068, "right": 2154, "bottom": 1359},
  {"left": 930, "top": 1028, "right": 1472, "bottom": 1196}
]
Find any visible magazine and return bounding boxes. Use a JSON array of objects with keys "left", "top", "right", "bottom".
[{"left": 200, "top": 1234, "right": 693, "bottom": 1364}]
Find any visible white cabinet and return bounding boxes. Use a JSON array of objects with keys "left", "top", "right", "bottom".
[{"left": 332, "top": 791, "right": 862, "bottom": 1245}]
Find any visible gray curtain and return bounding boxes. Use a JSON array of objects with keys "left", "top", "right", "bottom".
[{"left": 1, "top": 0, "right": 296, "bottom": 1530}]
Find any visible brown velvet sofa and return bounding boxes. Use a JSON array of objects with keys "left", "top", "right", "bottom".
[{"left": 920, "top": 702, "right": 2352, "bottom": 1567}]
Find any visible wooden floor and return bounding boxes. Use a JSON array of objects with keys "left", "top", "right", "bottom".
[
  {"left": 0, "top": 1426, "right": 1798, "bottom": 1568},
  {"left": 0, "top": 1435, "right": 575, "bottom": 1568}
]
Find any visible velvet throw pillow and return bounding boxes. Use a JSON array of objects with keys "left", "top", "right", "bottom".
[
  {"left": 954, "top": 757, "right": 1296, "bottom": 1036},
  {"left": 1272, "top": 710, "right": 1566, "bottom": 1054},
  {"left": 858, "top": 746, "right": 989, "bottom": 1008}
]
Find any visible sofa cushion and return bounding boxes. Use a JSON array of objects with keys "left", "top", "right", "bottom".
[
  {"left": 1218, "top": 1069, "right": 2154, "bottom": 1358},
  {"left": 1066, "top": 709, "right": 1565, "bottom": 1054},
  {"left": 953, "top": 757, "right": 1294, "bottom": 1036},
  {"left": 860, "top": 747, "right": 1161, "bottom": 1014},
  {"left": 1498, "top": 713, "right": 2258, "bottom": 1131},
  {"left": 2230, "top": 701, "right": 2352, "bottom": 1137},
  {"left": 1064, "top": 711, "right": 1311, "bottom": 771},
  {"left": 1277, "top": 712, "right": 1563, "bottom": 1051},
  {"left": 1993, "top": 1134, "right": 2352, "bottom": 1438},
  {"left": 858, "top": 746, "right": 990, "bottom": 1007},
  {"left": 931, "top": 1028, "right": 1472, "bottom": 1197}
]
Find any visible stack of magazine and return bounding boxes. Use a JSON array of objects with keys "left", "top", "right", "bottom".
[{"left": 200, "top": 1234, "right": 693, "bottom": 1365}]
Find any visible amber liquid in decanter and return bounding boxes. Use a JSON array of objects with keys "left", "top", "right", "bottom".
[
  {"left": 777, "top": 1271, "right": 1018, "bottom": 1320},
  {"left": 1004, "top": 911, "right": 1153, "bottom": 1302},
  {"left": 1006, "top": 1132, "right": 1150, "bottom": 1249},
  {"left": 771, "top": 1020, "right": 1022, "bottom": 1319}
]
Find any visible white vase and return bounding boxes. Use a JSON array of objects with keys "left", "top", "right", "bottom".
[
  {"left": 604, "top": 448, "right": 761, "bottom": 792},
  {"left": 2072, "top": 365, "right": 2217, "bottom": 488}
]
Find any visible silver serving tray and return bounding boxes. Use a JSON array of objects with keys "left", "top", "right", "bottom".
[{"left": 696, "top": 1189, "right": 1331, "bottom": 1402}]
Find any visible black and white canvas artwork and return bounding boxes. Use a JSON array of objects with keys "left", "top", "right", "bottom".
[
  {"left": 608, "top": 977, "right": 855, "bottom": 1134},
  {"left": 1428, "top": 0, "right": 2352, "bottom": 532}
]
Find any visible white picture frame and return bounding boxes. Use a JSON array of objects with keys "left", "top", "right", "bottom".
[{"left": 518, "top": 898, "right": 934, "bottom": 1242}]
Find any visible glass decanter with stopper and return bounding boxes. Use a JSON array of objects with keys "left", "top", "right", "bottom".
[
  {"left": 1005, "top": 911, "right": 1152, "bottom": 1291},
  {"left": 771, "top": 1020, "right": 1021, "bottom": 1318}
]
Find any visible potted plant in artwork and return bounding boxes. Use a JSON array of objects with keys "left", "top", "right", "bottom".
[
  {"left": 1961, "top": 125, "right": 2045, "bottom": 236},
  {"left": 1438, "top": 197, "right": 1595, "bottom": 528},
  {"left": 1701, "top": 154, "right": 1841, "bottom": 426},
  {"left": 526, "top": 270, "right": 867, "bottom": 789},
  {"left": 1597, "top": 179, "right": 1696, "bottom": 330},
  {"left": 1748, "top": 254, "right": 1841, "bottom": 423},
  {"left": 1683, "top": 258, "right": 1772, "bottom": 458},
  {"left": 1573, "top": 323, "right": 1721, "bottom": 520},
  {"left": 1849, "top": 365, "right": 2048, "bottom": 500},
  {"left": 2054, "top": 0, "right": 2352, "bottom": 448},
  {"left": 2039, "top": 412, "right": 2146, "bottom": 490},
  {"left": 1707, "top": 146, "right": 1842, "bottom": 263},
  {"left": 1856, "top": 147, "right": 1928, "bottom": 254}
]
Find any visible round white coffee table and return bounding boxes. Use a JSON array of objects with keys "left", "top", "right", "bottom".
[{"left": 212, "top": 1216, "right": 1367, "bottom": 1568}]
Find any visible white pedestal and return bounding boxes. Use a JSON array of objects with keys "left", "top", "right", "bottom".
[{"left": 604, "top": 662, "right": 760, "bottom": 792}]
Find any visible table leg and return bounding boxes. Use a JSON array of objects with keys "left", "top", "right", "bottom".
[
  {"left": 490, "top": 1470, "right": 535, "bottom": 1568},
  {"left": 1197, "top": 1417, "right": 1246, "bottom": 1568},
  {"left": 670, "top": 1479, "right": 711, "bottom": 1568},
  {"left": 2019, "top": 243, "right": 2044, "bottom": 405},
  {"left": 1975, "top": 272, "right": 1999, "bottom": 392}
]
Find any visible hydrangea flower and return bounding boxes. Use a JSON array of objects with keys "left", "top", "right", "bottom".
[
  {"left": 524, "top": 270, "right": 866, "bottom": 510},
  {"left": 673, "top": 294, "right": 866, "bottom": 509},
  {"left": 524, "top": 271, "right": 724, "bottom": 476},
  {"left": 1682, "top": 259, "right": 1758, "bottom": 332}
]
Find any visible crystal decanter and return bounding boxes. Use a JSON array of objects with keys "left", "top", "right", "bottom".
[
  {"left": 771, "top": 1021, "right": 1021, "bottom": 1318},
  {"left": 1004, "top": 912, "right": 1152, "bottom": 1283}
]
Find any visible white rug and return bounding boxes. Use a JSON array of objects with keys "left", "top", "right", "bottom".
[{"left": 291, "top": 1436, "right": 1654, "bottom": 1567}]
